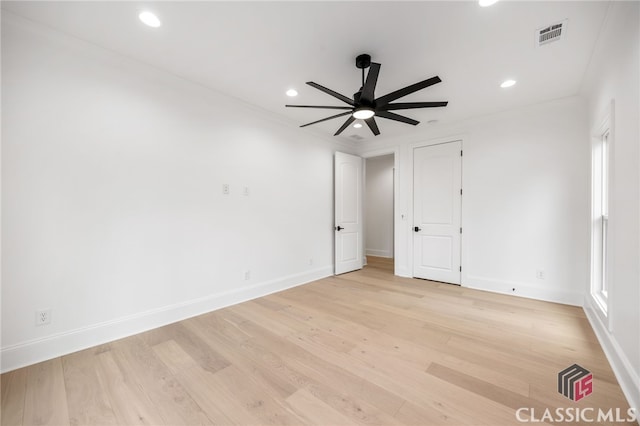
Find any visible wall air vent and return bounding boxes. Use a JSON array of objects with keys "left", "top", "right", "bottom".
[
  {"left": 349, "top": 134, "right": 365, "bottom": 141},
  {"left": 536, "top": 20, "right": 567, "bottom": 47}
]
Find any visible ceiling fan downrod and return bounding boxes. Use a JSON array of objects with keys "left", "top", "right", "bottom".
[{"left": 355, "top": 54, "right": 372, "bottom": 88}]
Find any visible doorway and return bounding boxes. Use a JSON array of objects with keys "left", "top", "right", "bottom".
[{"left": 364, "top": 154, "right": 395, "bottom": 270}]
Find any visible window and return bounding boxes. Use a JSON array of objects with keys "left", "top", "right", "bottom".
[
  {"left": 600, "top": 130, "right": 609, "bottom": 298},
  {"left": 591, "top": 106, "right": 612, "bottom": 318}
]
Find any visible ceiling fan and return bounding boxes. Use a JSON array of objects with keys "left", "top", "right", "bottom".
[{"left": 286, "top": 54, "right": 448, "bottom": 137}]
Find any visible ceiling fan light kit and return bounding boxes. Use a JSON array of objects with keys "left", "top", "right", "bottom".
[
  {"left": 353, "top": 108, "right": 375, "bottom": 120},
  {"left": 286, "top": 53, "right": 448, "bottom": 137}
]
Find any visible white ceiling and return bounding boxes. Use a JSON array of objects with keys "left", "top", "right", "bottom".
[{"left": 2, "top": 1, "right": 610, "bottom": 142}]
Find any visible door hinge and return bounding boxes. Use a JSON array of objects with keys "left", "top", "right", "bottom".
[
  {"left": 459, "top": 266, "right": 462, "bottom": 272},
  {"left": 460, "top": 188, "right": 463, "bottom": 195},
  {"left": 460, "top": 227, "right": 462, "bottom": 234},
  {"left": 460, "top": 150, "right": 463, "bottom": 157}
]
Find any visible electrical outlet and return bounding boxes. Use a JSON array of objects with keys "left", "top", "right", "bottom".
[
  {"left": 222, "top": 184, "right": 230, "bottom": 195},
  {"left": 36, "top": 309, "right": 51, "bottom": 326},
  {"left": 536, "top": 270, "right": 545, "bottom": 280},
  {"left": 243, "top": 186, "right": 250, "bottom": 196},
  {"left": 244, "top": 270, "right": 251, "bottom": 280}
]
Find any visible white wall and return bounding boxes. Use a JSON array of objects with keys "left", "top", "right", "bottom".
[
  {"left": 580, "top": 2, "right": 639, "bottom": 411},
  {"left": 358, "top": 96, "right": 590, "bottom": 307},
  {"left": 364, "top": 155, "right": 394, "bottom": 258},
  {"left": 1, "top": 14, "right": 353, "bottom": 372}
]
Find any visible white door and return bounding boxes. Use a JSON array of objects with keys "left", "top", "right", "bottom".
[
  {"left": 413, "top": 141, "right": 462, "bottom": 284},
  {"left": 335, "top": 152, "right": 363, "bottom": 275}
]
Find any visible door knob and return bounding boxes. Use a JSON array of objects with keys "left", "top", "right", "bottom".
[
  {"left": 414, "top": 226, "right": 421, "bottom": 232},
  {"left": 335, "top": 226, "right": 344, "bottom": 231}
]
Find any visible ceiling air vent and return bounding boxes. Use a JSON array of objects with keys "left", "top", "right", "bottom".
[
  {"left": 349, "top": 134, "right": 365, "bottom": 141},
  {"left": 536, "top": 20, "right": 567, "bottom": 47}
]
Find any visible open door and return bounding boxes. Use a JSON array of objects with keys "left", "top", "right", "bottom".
[
  {"left": 334, "top": 152, "right": 363, "bottom": 275},
  {"left": 413, "top": 141, "right": 462, "bottom": 284}
]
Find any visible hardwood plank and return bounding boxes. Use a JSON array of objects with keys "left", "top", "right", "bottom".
[
  {"left": 184, "top": 316, "right": 303, "bottom": 400},
  {"left": 1, "top": 367, "right": 27, "bottom": 426},
  {"left": 200, "top": 364, "right": 306, "bottom": 425},
  {"left": 108, "top": 337, "right": 213, "bottom": 425},
  {"left": 62, "top": 348, "right": 119, "bottom": 426},
  {"left": 365, "top": 256, "right": 394, "bottom": 266},
  {"left": 174, "top": 366, "right": 247, "bottom": 425},
  {"left": 298, "top": 382, "right": 401, "bottom": 426},
  {"left": 158, "top": 322, "right": 230, "bottom": 374},
  {"left": 425, "top": 363, "right": 545, "bottom": 413},
  {"left": 23, "top": 359, "right": 70, "bottom": 426},
  {"left": 393, "top": 399, "right": 468, "bottom": 425},
  {"left": 94, "top": 349, "right": 165, "bottom": 425},
  {"left": 151, "top": 339, "right": 200, "bottom": 375},
  {"left": 285, "top": 387, "right": 354, "bottom": 425}
]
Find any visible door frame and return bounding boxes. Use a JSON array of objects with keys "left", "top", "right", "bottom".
[
  {"left": 407, "top": 135, "right": 466, "bottom": 285},
  {"left": 361, "top": 147, "right": 400, "bottom": 275}
]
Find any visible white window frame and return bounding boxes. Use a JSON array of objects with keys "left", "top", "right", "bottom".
[{"left": 590, "top": 101, "right": 613, "bottom": 328}]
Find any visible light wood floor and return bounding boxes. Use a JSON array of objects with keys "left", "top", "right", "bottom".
[{"left": 1, "top": 257, "right": 630, "bottom": 425}]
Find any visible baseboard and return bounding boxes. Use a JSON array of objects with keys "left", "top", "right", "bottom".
[
  {"left": 0, "top": 266, "right": 333, "bottom": 373},
  {"left": 365, "top": 249, "right": 393, "bottom": 258},
  {"left": 584, "top": 302, "right": 640, "bottom": 412},
  {"left": 464, "top": 275, "right": 583, "bottom": 306}
]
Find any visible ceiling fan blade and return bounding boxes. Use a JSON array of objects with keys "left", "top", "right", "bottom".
[
  {"left": 376, "top": 111, "right": 419, "bottom": 126},
  {"left": 360, "top": 62, "right": 381, "bottom": 104},
  {"left": 334, "top": 116, "right": 356, "bottom": 135},
  {"left": 307, "top": 82, "right": 355, "bottom": 106},
  {"left": 365, "top": 117, "right": 380, "bottom": 136},
  {"left": 375, "top": 76, "right": 442, "bottom": 107},
  {"left": 380, "top": 101, "right": 448, "bottom": 111},
  {"left": 300, "top": 111, "right": 352, "bottom": 128},
  {"left": 286, "top": 105, "right": 353, "bottom": 110}
]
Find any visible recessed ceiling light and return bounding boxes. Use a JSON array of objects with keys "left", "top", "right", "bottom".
[
  {"left": 427, "top": 119, "right": 439, "bottom": 125},
  {"left": 286, "top": 89, "right": 298, "bottom": 97},
  {"left": 139, "top": 11, "right": 161, "bottom": 28},
  {"left": 500, "top": 79, "right": 516, "bottom": 88},
  {"left": 479, "top": 0, "right": 499, "bottom": 7},
  {"left": 353, "top": 123, "right": 363, "bottom": 129}
]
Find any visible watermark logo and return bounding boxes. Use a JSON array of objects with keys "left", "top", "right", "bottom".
[
  {"left": 515, "top": 407, "right": 638, "bottom": 423},
  {"left": 558, "top": 364, "right": 593, "bottom": 401},
  {"left": 515, "top": 364, "right": 637, "bottom": 422}
]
